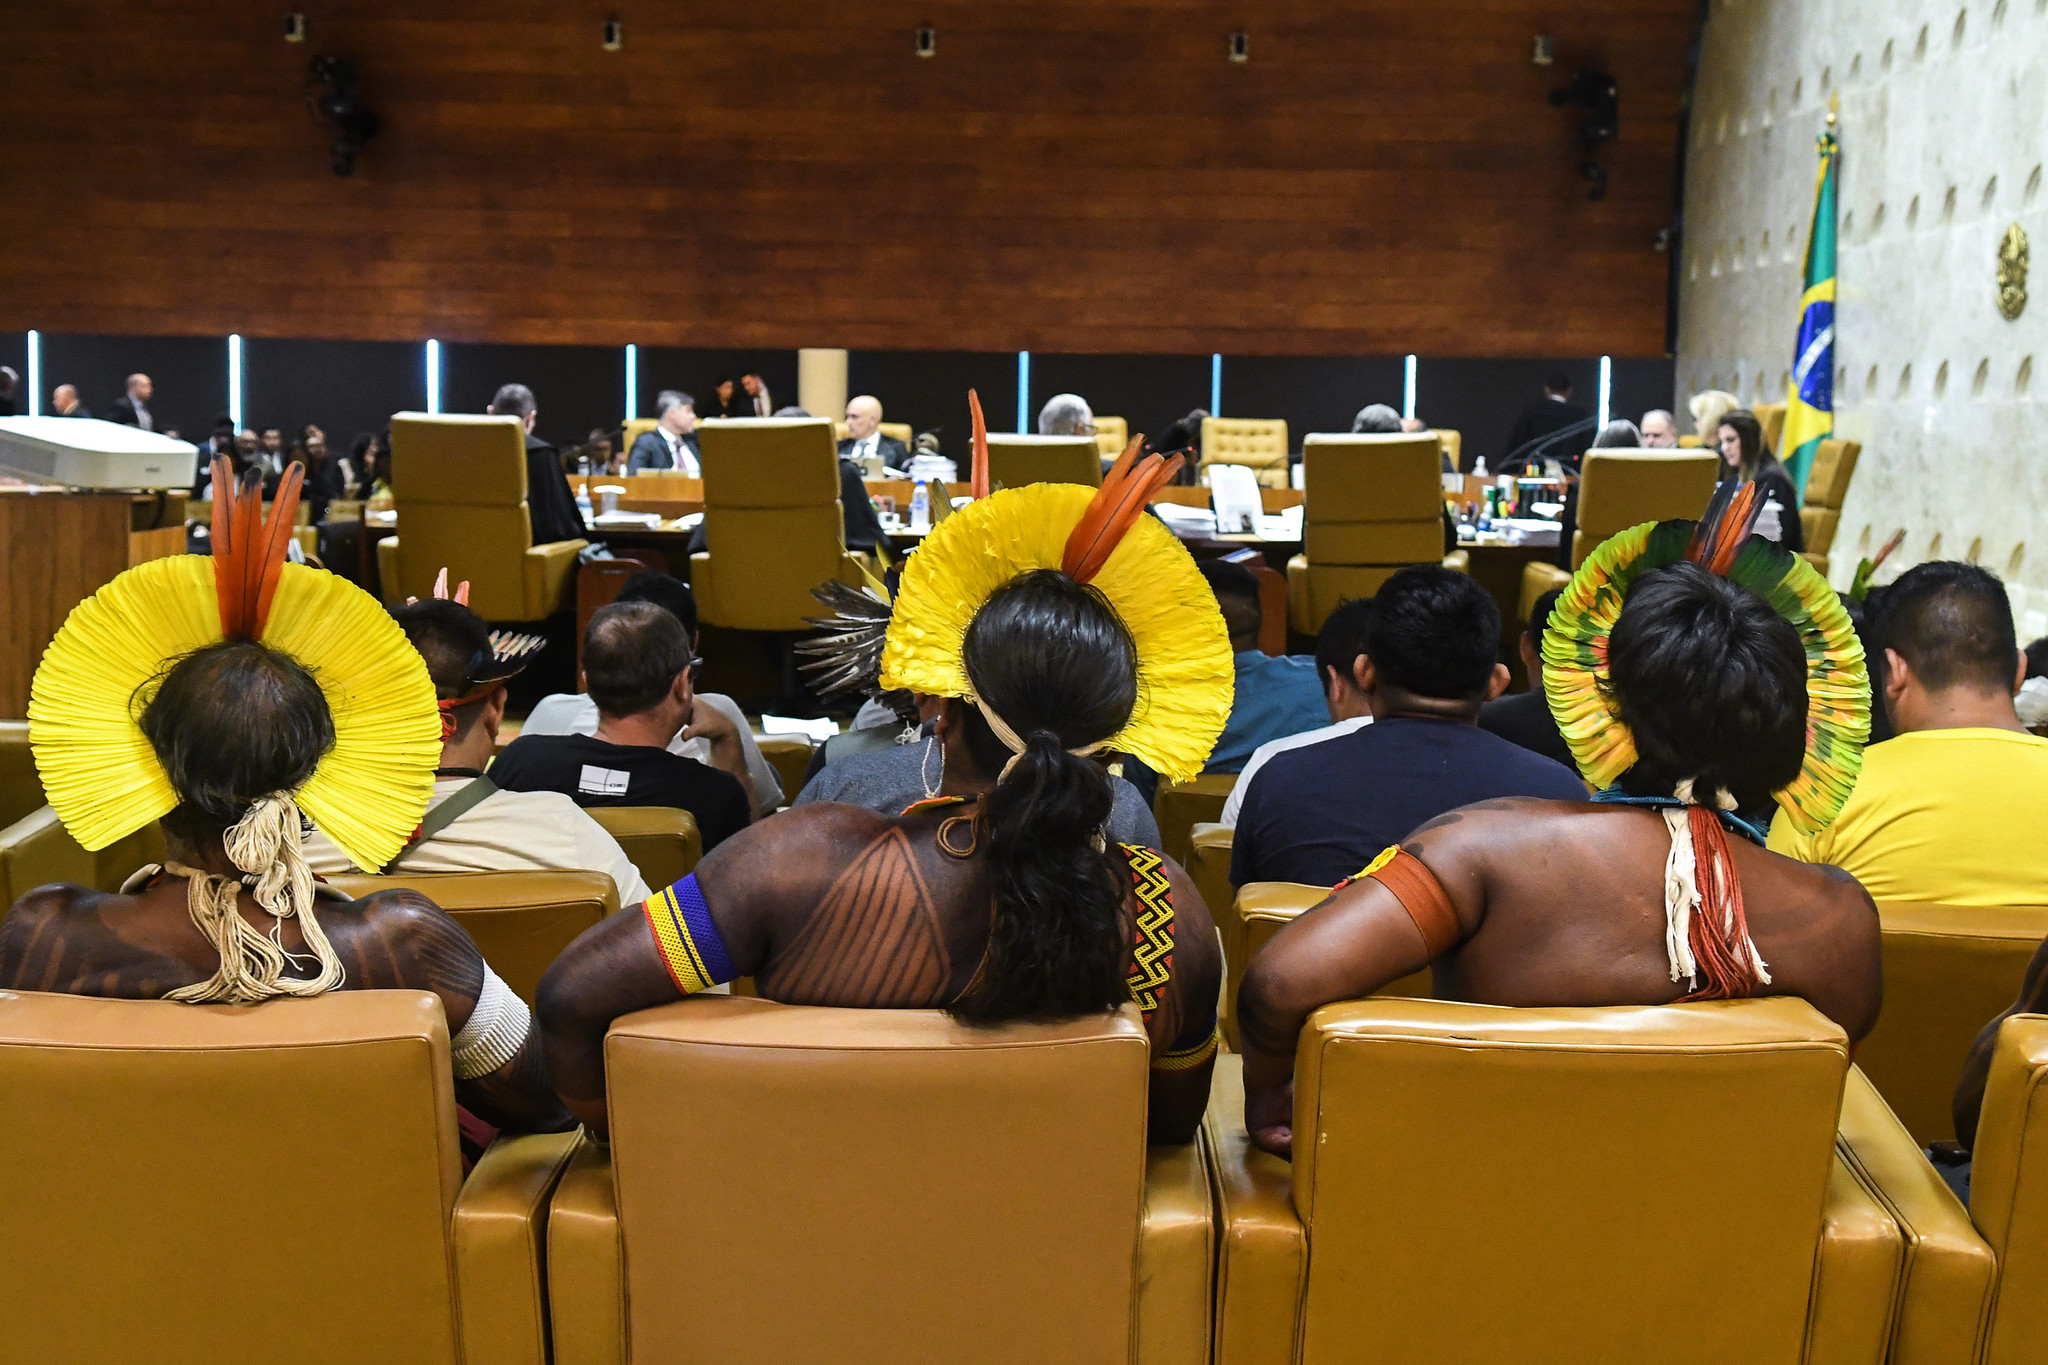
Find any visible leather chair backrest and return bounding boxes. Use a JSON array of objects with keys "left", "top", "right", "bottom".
[
  {"left": 388, "top": 412, "right": 539, "bottom": 621},
  {"left": 325, "top": 869, "right": 619, "bottom": 1005},
  {"left": 1755, "top": 401, "right": 1787, "bottom": 452},
  {"left": 1093, "top": 414, "right": 1129, "bottom": 456},
  {"left": 1969, "top": 1013, "right": 2048, "bottom": 1365},
  {"left": 605, "top": 995, "right": 1150, "bottom": 1365},
  {"left": 694, "top": 418, "right": 854, "bottom": 631},
  {"left": 1152, "top": 773, "right": 1236, "bottom": 866},
  {"left": 1802, "top": 506, "right": 1843, "bottom": 555},
  {"left": 984, "top": 434, "right": 1104, "bottom": 488},
  {"left": 1804, "top": 438, "right": 1861, "bottom": 510},
  {"left": 621, "top": 417, "right": 660, "bottom": 456},
  {"left": 1856, "top": 902, "right": 2048, "bottom": 1144},
  {"left": 585, "top": 806, "right": 700, "bottom": 892},
  {"left": 0, "top": 720, "right": 43, "bottom": 829},
  {"left": 1571, "top": 450, "right": 1720, "bottom": 567},
  {"left": 0, "top": 988, "right": 465, "bottom": 1364},
  {"left": 1, "top": 806, "right": 165, "bottom": 906},
  {"left": 1433, "top": 428, "right": 1461, "bottom": 472},
  {"left": 1299, "top": 432, "right": 1444, "bottom": 565},
  {"left": 1201, "top": 418, "right": 1289, "bottom": 472},
  {"left": 754, "top": 734, "right": 815, "bottom": 809},
  {"left": 1290, "top": 996, "right": 1848, "bottom": 1365}
]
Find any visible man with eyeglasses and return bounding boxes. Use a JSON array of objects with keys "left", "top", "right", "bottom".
[{"left": 490, "top": 601, "right": 755, "bottom": 853}]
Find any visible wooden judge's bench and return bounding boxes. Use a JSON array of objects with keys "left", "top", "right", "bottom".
[{"left": 0, "top": 489, "right": 187, "bottom": 718}]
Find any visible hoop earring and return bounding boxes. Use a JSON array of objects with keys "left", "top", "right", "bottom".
[
  {"left": 936, "top": 812, "right": 979, "bottom": 859},
  {"left": 920, "top": 735, "right": 944, "bottom": 799}
]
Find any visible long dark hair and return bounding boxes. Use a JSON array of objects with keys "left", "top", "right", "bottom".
[
  {"left": 1716, "top": 409, "right": 1786, "bottom": 485},
  {"left": 949, "top": 570, "right": 1140, "bottom": 1024}
]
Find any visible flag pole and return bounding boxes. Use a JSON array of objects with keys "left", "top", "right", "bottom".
[{"left": 1782, "top": 93, "right": 1840, "bottom": 502}]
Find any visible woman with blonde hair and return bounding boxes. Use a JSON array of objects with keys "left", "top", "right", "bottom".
[{"left": 1687, "top": 388, "right": 1740, "bottom": 441}]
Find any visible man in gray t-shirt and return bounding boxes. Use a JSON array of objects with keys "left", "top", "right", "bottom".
[{"left": 794, "top": 738, "right": 1163, "bottom": 850}]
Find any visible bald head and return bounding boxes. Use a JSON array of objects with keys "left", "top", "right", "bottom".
[
  {"left": 845, "top": 395, "right": 883, "bottom": 442},
  {"left": 1640, "top": 410, "right": 1678, "bottom": 447},
  {"left": 127, "top": 374, "right": 152, "bottom": 402}
]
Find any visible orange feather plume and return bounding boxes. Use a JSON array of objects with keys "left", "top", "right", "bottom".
[
  {"left": 210, "top": 455, "right": 305, "bottom": 641},
  {"left": 967, "top": 388, "right": 991, "bottom": 501},
  {"left": 1060, "top": 437, "right": 1184, "bottom": 583},
  {"left": 1684, "top": 480, "right": 1763, "bottom": 576}
]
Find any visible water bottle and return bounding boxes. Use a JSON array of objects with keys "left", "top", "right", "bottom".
[
  {"left": 1472, "top": 456, "right": 1488, "bottom": 479},
  {"left": 575, "top": 482, "right": 594, "bottom": 525},
  {"left": 909, "top": 481, "right": 931, "bottom": 531}
]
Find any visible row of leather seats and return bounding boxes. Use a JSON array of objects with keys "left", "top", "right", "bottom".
[{"left": 5, "top": 983, "right": 2043, "bottom": 1364}]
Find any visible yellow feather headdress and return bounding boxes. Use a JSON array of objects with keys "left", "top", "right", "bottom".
[{"left": 876, "top": 393, "right": 1233, "bottom": 783}]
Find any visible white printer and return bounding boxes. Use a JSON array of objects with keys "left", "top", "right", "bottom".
[{"left": 0, "top": 416, "right": 198, "bottom": 491}]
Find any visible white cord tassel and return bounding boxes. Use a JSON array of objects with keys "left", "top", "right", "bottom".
[
  {"left": 1659, "top": 779, "right": 1771, "bottom": 992},
  {"left": 164, "top": 792, "right": 346, "bottom": 1004}
]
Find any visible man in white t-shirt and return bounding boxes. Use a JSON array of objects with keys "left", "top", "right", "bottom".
[
  {"left": 1220, "top": 596, "right": 1375, "bottom": 826},
  {"left": 519, "top": 571, "right": 785, "bottom": 816},
  {"left": 301, "top": 598, "right": 651, "bottom": 905}
]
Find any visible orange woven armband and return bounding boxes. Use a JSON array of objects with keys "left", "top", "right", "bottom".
[{"left": 1358, "top": 846, "right": 1462, "bottom": 959}]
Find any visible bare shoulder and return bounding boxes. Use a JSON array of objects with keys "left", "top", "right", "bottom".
[
  {"left": 320, "top": 887, "right": 482, "bottom": 990},
  {"left": 705, "top": 800, "right": 898, "bottom": 867},
  {"left": 0, "top": 883, "right": 103, "bottom": 957},
  {"left": 1398, "top": 796, "right": 1601, "bottom": 861}
]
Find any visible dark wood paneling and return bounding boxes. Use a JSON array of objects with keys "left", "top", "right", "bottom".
[{"left": 0, "top": 2, "right": 1692, "bottom": 357}]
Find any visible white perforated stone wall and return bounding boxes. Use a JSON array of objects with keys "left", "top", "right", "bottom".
[{"left": 1677, "top": 0, "right": 2047, "bottom": 634}]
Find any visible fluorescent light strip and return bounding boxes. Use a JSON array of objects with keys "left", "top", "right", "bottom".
[
  {"left": 227, "top": 334, "right": 243, "bottom": 430},
  {"left": 1211, "top": 353, "right": 1223, "bottom": 416},
  {"left": 1017, "top": 351, "right": 1030, "bottom": 434},
  {"left": 425, "top": 339, "right": 441, "bottom": 415},
  {"left": 624, "top": 343, "right": 638, "bottom": 421},
  {"left": 1597, "top": 355, "right": 1612, "bottom": 430},
  {"left": 1403, "top": 354, "right": 1418, "bottom": 421},
  {"left": 25, "top": 330, "right": 39, "bottom": 416}
]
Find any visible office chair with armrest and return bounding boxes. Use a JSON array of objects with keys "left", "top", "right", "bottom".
[
  {"left": 0, "top": 805, "right": 165, "bottom": 906},
  {"left": 585, "top": 806, "right": 701, "bottom": 892},
  {"left": 1092, "top": 414, "right": 1129, "bottom": 457},
  {"left": 1519, "top": 450, "right": 1721, "bottom": 615},
  {"left": 983, "top": 434, "right": 1104, "bottom": 489},
  {"left": 1286, "top": 432, "right": 1446, "bottom": 635},
  {"left": 0, "top": 721, "right": 43, "bottom": 829},
  {"left": 1799, "top": 437, "right": 1862, "bottom": 577},
  {"left": 1963, "top": 1013, "right": 2048, "bottom": 1364},
  {"left": 1200, "top": 418, "right": 1290, "bottom": 489}
]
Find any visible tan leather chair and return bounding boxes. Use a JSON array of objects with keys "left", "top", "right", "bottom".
[
  {"left": 585, "top": 806, "right": 701, "bottom": 893},
  {"left": 754, "top": 734, "right": 815, "bottom": 807},
  {"left": 0, "top": 988, "right": 580, "bottom": 1365},
  {"left": 620, "top": 417, "right": 660, "bottom": 459},
  {"left": 1153, "top": 772, "right": 1236, "bottom": 866},
  {"left": 1223, "top": 883, "right": 1431, "bottom": 1054},
  {"left": 984, "top": 433, "right": 1104, "bottom": 488},
  {"left": 1962, "top": 1013, "right": 2048, "bottom": 1363},
  {"left": 1854, "top": 902, "right": 2048, "bottom": 1145},
  {"left": 1519, "top": 450, "right": 1721, "bottom": 611},
  {"left": 691, "top": 418, "right": 870, "bottom": 632},
  {"left": 546, "top": 996, "right": 1213, "bottom": 1365},
  {"left": 1093, "top": 414, "right": 1129, "bottom": 457},
  {"left": 1756, "top": 401, "right": 1788, "bottom": 453},
  {"left": 326, "top": 869, "right": 619, "bottom": 1005},
  {"left": 1799, "top": 437, "right": 1862, "bottom": 577},
  {"left": 1206, "top": 996, "right": 1988, "bottom": 1365},
  {"left": 1201, "top": 418, "right": 1290, "bottom": 489},
  {"left": 380, "top": 413, "right": 588, "bottom": 621},
  {"left": 0, "top": 806, "right": 165, "bottom": 907},
  {"left": 1433, "top": 427, "right": 1462, "bottom": 473},
  {"left": 1286, "top": 432, "right": 1445, "bottom": 635},
  {"left": 0, "top": 721, "right": 42, "bottom": 830}
]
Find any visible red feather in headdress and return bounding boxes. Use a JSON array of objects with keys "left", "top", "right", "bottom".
[{"left": 210, "top": 455, "right": 304, "bottom": 641}]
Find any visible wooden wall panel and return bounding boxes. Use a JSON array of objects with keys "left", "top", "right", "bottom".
[{"left": 0, "top": 1, "right": 1694, "bottom": 357}]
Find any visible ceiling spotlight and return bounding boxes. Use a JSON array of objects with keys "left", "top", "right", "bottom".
[
  {"left": 284, "top": 13, "right": 305, "bottom": 43},
  {"left": 602, "top": 20, "right": 622, "bottom": 51},
  {"left": 916, "top": 26, "right": 936, "bottom": 58},
  {"left": 306, "top": 56, "right": 380, "bottom": 177},
  {"left": 1531, "top": 35, "right": 1554, "bottom": 66},
  {"left": 1228, "top": 31, "right": 1249, "bottom": 63}
]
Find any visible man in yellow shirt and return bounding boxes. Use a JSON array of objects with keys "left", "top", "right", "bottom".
[{"left": 1770, "top": 562, "right": 2048, "bottom": 906}]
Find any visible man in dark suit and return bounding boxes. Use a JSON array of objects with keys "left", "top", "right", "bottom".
[
  {"left": 626, "top": 390, "right": 701, "bottom": 474},
  {"left": 836, "top": 395, "right": 909, "bottom": 472},
  {"left": 106, "top": 373, "right": 156, "bottom": 430},
  {"left": 1500, "top": 372, "right": 1589, "bottom": 472},
  {"left": 50, "top": 383, "right": 88, "bottom": 417},
  {"left": 488, "top": 383, "right": 586, "bottom": 545}
]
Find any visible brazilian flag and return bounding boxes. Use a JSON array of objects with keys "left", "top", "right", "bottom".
[{"left": 1782, "top": 124, "right": 1840, "bottom": 501}]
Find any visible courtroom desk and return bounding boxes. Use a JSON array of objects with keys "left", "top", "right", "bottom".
[
  {"left": 0, "top": 489, "right": 187, "bottom": 718},
  {"left": 1459, "top": 540, "right": 1554, "bottom": 689}
]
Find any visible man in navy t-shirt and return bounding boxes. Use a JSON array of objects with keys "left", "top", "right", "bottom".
[{"left": 1232, "top": 565, "right": 1586, "bottom": 888}]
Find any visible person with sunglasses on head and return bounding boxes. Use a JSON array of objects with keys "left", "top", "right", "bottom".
[{"left": 488, "top": 601, "right": 754, "bottom": 853}]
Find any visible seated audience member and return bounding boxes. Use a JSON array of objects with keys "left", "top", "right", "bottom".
[
  {"left": 1502, "top": 372, "right": 1587, "bottom": 470},
  {"left": 0, "top": 364, "right": 15, "bottom": 416},
  {"left": 741, "top": 372, "right": 773, "bottom": 416},
  {"left": 351, "top": 430, "right": 389, "bottom": 497},
  {"left": 1238, "top": 510, "right": 1882, "bottom": 1154},
  {"left": 2020, "top": 635, "right": 2048, "bottom": 735},
  {"left": 1199, "top": 559, "right": 1328, "bottom": 773},
  {"left": 1232, "top": 566, "right": 1582, "bottom": 887},
  {"left": 487, "top": 382, "right": 586, "bottom": 544},
  {"left": 1477, "top": 587, "right": 1575, "bottom": 768},
  {"left": 107, "top": 372, "right": 155, "bottom": 430},
  {"left": 839, "top": 394, "right": 908, "bottom": 469},
  {"left": 299, "top": 425, "right": 347, "bottom": 520},
  {"left": 580, "top": 429, "right": 624, "bottom": 476},
  {"left": 50, "top": 382, "right": 87, "bottom": 417},
  {"left": 1770, "top": 561, "right": 2048, "bottom": 905},
  {"left": 1594, "top": 418, "right": 1643, "bottom": 448},
  {"left": 521, "top": 572, "right": 784, "bottom": 815},
  {"left": 301, "top": 598, "right": 651, "bottom": 904},
  {"left": 710, "top": 374, "right": 740, "bottom": 418},
  {"left": 1351, "top": 403, "right": 1403, "bottom": 433},
  {"left": 490, "top": 602, "right": 754, "bottom": 850},
  {"left": 1, "top": 464, "right": 571, "bottom": 1134},
  {"left": 1689, "top": 388, "right": 1740, "bottom": 443},
  {"left": 628, "top": 390, "right": 701, "bottom": 473},
  {"left": 1037, "top": 392, "right": 1095, "bottom": 436},
  {"left": 1640, "top": 408, "right": 1680, "bottom": 447},
  {"left": 537, "top": 455, "right": 1227, "bottom": 1141},
  {"left": 1220, "top": 596, "right": 1376, "bottom": 827},
  {"left": 1714, "top": 409, "right": 1803, "bottom": 552}
]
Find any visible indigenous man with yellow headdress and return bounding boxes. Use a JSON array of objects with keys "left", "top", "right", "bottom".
[
  {"left": 0, "top": 461, "right": 573, "bottom": 1136},
  {"left": 1236, "top": 484, "right": 1884, "bottom": 1158},
  {"left": 538, "top": 396, "right": 1236, "bottom": 1143}
]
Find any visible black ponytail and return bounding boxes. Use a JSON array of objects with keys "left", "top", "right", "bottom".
[{"left": 948, "top": 570, "right": 1139, "bottom": 1025}]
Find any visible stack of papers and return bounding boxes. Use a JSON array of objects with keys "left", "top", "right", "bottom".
[
  {"left": 1151, "top": 502, "right": 1219, "bottom": 538},
  {"left": 758, "top": 715, "right": 840, "bottom": 743}
]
